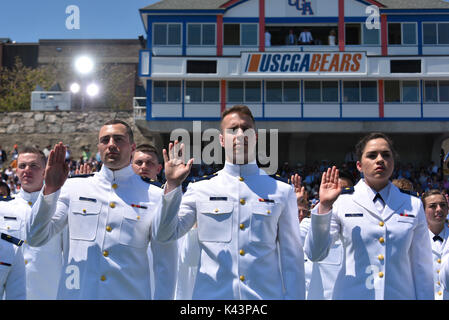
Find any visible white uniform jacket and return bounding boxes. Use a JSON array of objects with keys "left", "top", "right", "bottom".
[
  {"left": 0, "top": 234, "right": 26, "bottom": 300},
  {"left": 0, "top": 189, "right": 64, "bottom": 299},
  {"left": 26, "top": 164, "right": 181, "bottom": 300},
  {"left": 304, "top": 179, "right": 434, "bottom": 300},
  {"left": 156, "top": 161, "right": 305, "bottom": 300},
  {"left": 300, "top": 217, "right": 343, "bottom": 300},
  {"left": 429, "top": 226, "right": 449, "bottom": 300},
  {"left": 175, "top": 227, "right": 200, "bottom": 300}
]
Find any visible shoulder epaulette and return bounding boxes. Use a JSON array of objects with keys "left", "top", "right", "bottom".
[
  {"left": 341, "top": 186, "right": 355, "bottom": 194},
  {"left": 69, "top": 173, "right": 94, "bottom": 178},
  {"left": 399, "top": 189, "right": 419, "bottom": 198},
  {"left": 191, "top": 173, "right": 218, "bottom": 183},
  {"left": 1, "top": 233, "right": 24, "bottom": 247},
  {"left": 269, "top": 174, "right": 290, "bottom": 184},
  {"left": 0, "top": 195, "right": 13, "bottom": 202},
  {"left": 141, "top": 176, "right": 164, "bottom": 188}
]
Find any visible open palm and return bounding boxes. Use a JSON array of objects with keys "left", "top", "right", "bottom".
[
  {"left": 318, "top": 166, "right": 341, "bottom": 213},
  {"left": 163, "top": 141, "right": 193, "bottom": 193}
]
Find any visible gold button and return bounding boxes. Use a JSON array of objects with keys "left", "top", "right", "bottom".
[
  {"left": 239, "top": 275, "right": 245, "bottom": 281},
  {"left": 106, "top": 225, "right": 112, "bottom": 232},
  {"left": 378, "top": 272, "right": 384, "bottom": 278},
  {"left": 438, "top": 259, "right": 442, "bottom": 264},
  {"left": 239, "top": 223, "right": 245, "bottom": 230},
  {"left": 239, "top": 249, "right": 245, "bottom": 256},
  {"left": 112, "top": 183, "right": 118, "bottom": 189},
  {"left": 378, "top": 254, "right": 384, "bottom": 261},
  {"left": 379, "top": 237, "right": 385, "bottom": 244},
  {"left": 28, "top": 201, "right": 33, "bottom": 206},
  {"left": 438, "top": 281, "right": 441, "bottom": 286},
  {"left": 266, "top": 210, "right": 271, "bottom": 214},
  {"left": 137, "top": 215, "right": 141, "bottom": 220},
  {"left": 24, "top": 260, "right": 28, "bottom": 265},
  {"left": 239, "top": 177, "right": 244, "bottom": 182},
  {"left": 240, "top": 199, "right": 246, "bottom": 205},
  {"left": 103, "top": 250, "right": 109, "bottom": 257},
  {"left": 214, "top": 208, "right": 219, "bottom": 213},
  {"left": 82, "top": 209, "right": 86, "bottom": 214},
  {"left": 438, "top": 269, "right": 440, "bottom": 274},
  {"left": 109, "top": 202, "right": 116, "bottom": 208},
  {"left": 439, "top": 291, "right": 443, "bottom": 296},
  {"left": 100, "top": 275, "right": 106, "bottom": 281},
  {"left": 6, "top": 226, "right": 10, "bottom": 230},
  {"left": 379, "top": 221, "right": 384, "bottom": 227}
]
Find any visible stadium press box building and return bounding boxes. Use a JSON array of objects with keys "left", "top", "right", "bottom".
[{"left": 136, "top": 0, "right": 449, "bottom": 167}]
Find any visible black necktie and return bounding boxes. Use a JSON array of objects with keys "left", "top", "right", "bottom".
[
  {"left": 433, "top": 235, "right": 443, "bottom": 242},
  {"left": 374, "top": 193, "right": 384, "bottom": 202}
]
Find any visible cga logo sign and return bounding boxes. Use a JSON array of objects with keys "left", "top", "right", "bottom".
[{"left": 243, "top": 52, "right": 366, "bottom": 74}]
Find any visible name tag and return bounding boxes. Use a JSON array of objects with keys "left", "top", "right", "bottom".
[
  {"left": 399, "top": 213, "right": 415, "bottom": 218},
  {"left": 0, "top": 262, "right": 11, "bottom": 267},
  {"left": 3, "top": 216, "right": 17, "bottom": 220},
  {"left": 210, "top": 197, "right": 227, "bottom": 201},
  {"left": 79, "top": 197, "right": 97, "bottom": 203},
  {"left": 345, "top": 213, "right": 363, "bottom": 217},
  {"left": 258, "top": 198, "right": 275, "bottom": 203},
  {"left": 131, "top": 204, "right": 148, "bottom": 209}
]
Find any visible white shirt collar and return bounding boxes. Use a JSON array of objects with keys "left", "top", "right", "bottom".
[
  {"left": 17, "top": 188, "right": 41, "bottom": 204},
  {"left": 363, "top": 179, "right": 391, "bottom": 203},
  {"left": 98, "top": 164, "right": 134, "bottom": 182},
  {"left": 223, "top": 160, "right": 259, "bottom": 177}
]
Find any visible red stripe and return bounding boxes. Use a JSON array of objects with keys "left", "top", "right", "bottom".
[
  {"left": 338, "top": 0, "right": 345, "bottom": 52},
  {"left": 259, "top": 0, "right": 265, "bottom": 52},
  {"left": 378, "top": 80, "right": 384, "bottom": 118},
  {"left": 216, "top": 15, "right": 223, "bottom": 56},
  {"left": 381, "top": 14, "right": 388, "bottom": 56}
]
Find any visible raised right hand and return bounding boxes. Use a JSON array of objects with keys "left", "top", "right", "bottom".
[
  {"left": 43, "top": 142, "right": 69, "bottom": 195},
  {"left": 318, "top": 166, "right": 341, "bottom": 214}
]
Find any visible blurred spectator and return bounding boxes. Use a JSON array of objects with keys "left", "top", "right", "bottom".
[
  {"left": 0, "top": 180, "right": 10, "bottom": 197},
  {"left": 285, "top": 29, "right": 297, "bottom": 45},
  {"left": 0, "top": 145, "right": 7, "bottom": 168},
  {"left": 392, "top": 178, "right": 414, "bottom": 191},
  {"left": 299, "top": 28, "right": 313, "bottom": 44}
]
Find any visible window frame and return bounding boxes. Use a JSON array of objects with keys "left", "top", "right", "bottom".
[
  {"left": 152, "top": 23, "right": 182, "bottom": 46},
  {"left": 185, "top": 80, "right": 220, "bottom": 103},
  {"left": 304, "top": 81, "right": 339, "bottom": 104},
  {"left": 265, "top": 81, "right": 300, "bottom": 104},
  {"left": 152, "top": 80, "right": 182, "bottom": 103},
  {"left": 384, "top": 80, "right": 420, "bottom": 103},
  {"left": 187, "top": 23, "right": 216, "bottom": 46},
  {"left": 227, "top": 80, "right": 262, "bottom": 103}
]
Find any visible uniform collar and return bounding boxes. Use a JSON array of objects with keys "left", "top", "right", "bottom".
[
  {"left": 364, "top": 180, "right": 391, "bottom": 203},
  {"left": 223, "top": 160, "right": 259, "bottom": 177},
  {"left": 17, "top": 188, "right": 41, "bottom": 204},
  {"left": 98, "top": 164, "right": 134, "bottom": 182}
]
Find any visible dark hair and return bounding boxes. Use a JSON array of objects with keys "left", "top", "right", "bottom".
[
  {"left": 422, "top": 189, "right": 448, "bottom": 208},
  {"left": 339, "top": 169, "right": 355, "bottom": 186},
  {"left": 0, "top": 181, "right": 10, "bottom": 197},
  {"left": 355, "top": 132, "right": 397, "bottom": 162},
  {"left": 18, "top": 146, "right": 46, "bottom": 167},
  {"left": 221, "top": 105, "right": 255, "bottom": 130},
  {"left": 102, "top": 119, "right": 134, "bottom": 144},
  {"left": 135, "top": 144, "right": 159, "bottom": 157}
]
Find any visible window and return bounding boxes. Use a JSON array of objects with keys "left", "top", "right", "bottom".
[
  {"left": 346, "top": 23, "right": 379, "bottom": 45},
  {"left": 424, "top": 80, "right": 449, "bottom": 103},
  {"left": 185, "top": 81, "right": 219, "bottom": 103},
  {"left": 227, "top": 81, "right": 261, "bottom": 103},
  {"left": 363, "top": 25, "right": 380, "bottom": 45},
  {"left": 423, "top": 23, "right": 449, "bottom": 45},
  {"left": 345, "top": 24, "right": 361, "bottom": 45},
  {"left": 153, "top": 81, "right": 181, "bottom": 103},
  {"left": 187, "top": 23, "right": 216, "bottom": 46},
  {"left": 153, "top": 23, "right": 181, "bottom": 46},
  {"left": 343, "top": 81, "right": 377, "bottom": 103},
  {"left": 266, "top": 81, "right": 300, "bottom": 103},
  {"left": 304, "top": 81, "right": 338, "bottom": 103},
  {"left": 385, "top": 80, "right": 419, "bottom": 103},
  {"left": 224, "top": 23, "right": 258, "bottom": 46},
  {"left": 388, "top": 23, "right": 416, "bottom": 45}
]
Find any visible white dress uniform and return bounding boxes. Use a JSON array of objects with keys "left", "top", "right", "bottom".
[
  {"left": 0, "top": 189, "right": 64, "bottom": 299},
  {"left": 26, "top": 164, "right": 180, "bottom": 300},
  {"left": 300, "top": 217, "right": 343, "bottom": 300},
  {"left": 304, "top": 179, "right": 434, "bottom": 300},
  {"left": 148, "top": 239, "right": 178, "bottom": 299},
  {"left": 429, "top": 226, "right": 449, "bottom": 300},
  {"left": 0, "top": 232, "right": 26, "bottom": 300},
  {"left": 156, "top": 161, "right": 305, "bottom": 300},
  {"left": 175, "top": 227, "right": 200, "bottom": 300}
]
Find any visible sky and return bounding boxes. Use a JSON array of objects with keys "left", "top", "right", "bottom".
[{"left": 0, "top": 0, "right": 160, "bottom": 43}]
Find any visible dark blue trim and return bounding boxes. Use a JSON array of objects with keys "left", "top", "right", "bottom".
[
  {"left": 146, "top": 80, "right": 152, "bottom": 121},
  {"left": 380, "top": 9, "right": 449, "bottom": 14},
  {"left": 182, "top": 21, "right": 187, "bottom": 56},
  {"left": 265, "top": 17, "right": 338, "bottom": 23},
  {"left": 417, "top": 21, "right": 423, "bottom": 55},
  {"left": 223, "top": 17, "right": 259, "bottom": 23},
  {"left": 224, "top": 0, "right": 251, "bottom": 12},
  {"left": 140, "top": 9, "right": 224, "bottom": 14},
  {"left": 147, "top": 15, "right": 152, "bottom": 50},
  {"left": 144, "top": 117, "right": 449, "bottom": 122}
]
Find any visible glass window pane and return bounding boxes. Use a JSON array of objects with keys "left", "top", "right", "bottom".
[
  {"left": 283, "top": 81, "right": 300, "bottom": 102},
  {"left": 304, "top": 81, "right": 321, "bottom": 103},
  {"left": 186, "top": 81, "right": 202, "bottom": 102},
  {"left": 361, "top": 81, "right": 377, "bottom": 102},
  {"left": 245, "top": 81, "right": 261, "bottom": 102},
  {"left": 322, "top": 81, "right": 338, "bottom": 102},
  {"left": 388, "top": 23, "right": 401, "bottom": 45},
  {"left": 424, "top": 81, "right": 438, "bottom": 102},
  {"left": 241, "top": 24, "right": 258, "bottom": 46},
  {"left": 202, "top": 24, "right": 216, "bottom": 45},
  {"left": 384, "top": 80, "right": 400, "bottom": 103},
  {"left": 203, "top": 81, "right": 219, "bottom": 102},
  {"left": 153, "top": 24, "right": 167, "bottom": 45},
  {"left": 438, "top": 23, "right": 449, "bottom": 45},
  {"left": 402, "top": 23, "right": 416, "bottom": 45},
  {"left": 439, "top": 81, "right": 449, "bottom": 102},
  {"left": 423, "top": 23, "right": 437, "bottom": 45},
  {"left": 188, "top": 24, "right": 201, "bottom": 45},
  {"left": 153, "top": 81, "right": 166, "bottom": 102},
  {"left": 402, "top": 81, "right": 419, "bottom": 102},
  {"left": 363, "top": 26, "right": 379, "bottom": 45},
  {"left": 266, "top": 81, "right": 282, "bottom": 103},
  {"left": 167, "top": 81, "right": 181, "bottom": 102},
  {"left": 224, "top": 24, "right": 240, "bottom": 45},
  {"left": 228, "top": 81, "right": 244, "bottom": 102},
  {"left": 168, "top": 24, "right": 181, "bottom": 45},
  {"left": 345, "top": 24, "right": 361, "bottom": 45},
  {"left": 343, "top": 81, "right": 360, "bottom": 102}
]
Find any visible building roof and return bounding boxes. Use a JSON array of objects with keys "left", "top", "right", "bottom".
[{"left": 141, "top": 0, "right": 449, "bottom": 11}]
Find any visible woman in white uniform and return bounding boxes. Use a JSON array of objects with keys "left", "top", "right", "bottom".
[{"left": 304, "top": 132, "right": 434, "bottom": 299}]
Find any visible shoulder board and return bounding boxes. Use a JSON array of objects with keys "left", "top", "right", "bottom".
[
  {"left": 341, "top": 187, "right": 355, "bottom": 195},
  {"left": 1, "top": 233, "right": 24, "bottom": 247},
  {"left": 141, "top": 176, "right": 163, "bottom": 188},
  {"left": 69, "top": 173, "right": 94, "bottom": 178},
  {"left": 191, "top": 173, "right": 218, "bottom": 183},
  {"left": 0, "top": 195, "right": 13, "bottom": 202},
  {"left": 269, "top": 174, "right": 290, "bottom": 184},
  {"left": 399, "top": 189, "right": 419, "bottom": 198}
]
